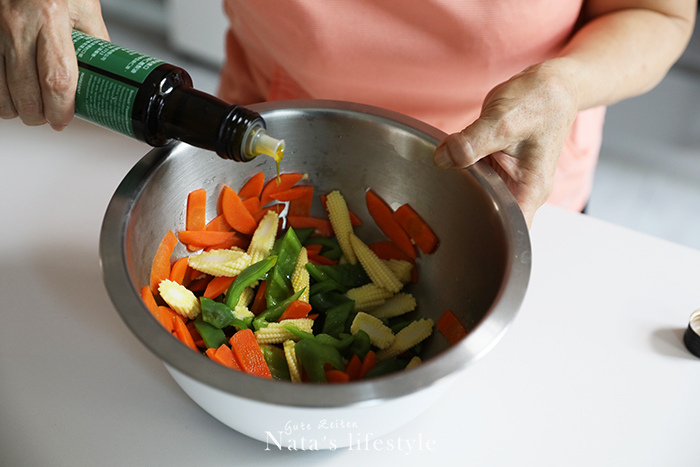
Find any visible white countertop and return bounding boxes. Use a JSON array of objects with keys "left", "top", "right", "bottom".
[{"left": 1, "top": 117, "right": 698, "bottom": 466}]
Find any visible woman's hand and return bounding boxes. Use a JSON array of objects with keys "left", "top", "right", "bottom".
[
  {"left": 0, "top": 0, "right": 108, "bottom": 130},
  {"left": 433, "top": 60, "right": 580, "bottom": 228}
]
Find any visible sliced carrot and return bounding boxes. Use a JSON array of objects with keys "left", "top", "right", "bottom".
[
  {"left": 250, "top": 281, "right": 267, "bottom": 315},
  {"left": 173, "top": 315, "right": 198, "bottom": 351},
  {"left": 242, "top": 196, "right": 262, "bottom": 217},
  {"left": 269, "top": 185, "right": 313, "bottom": 202},
  {"left": 278, "top": 300, "right": 312, "bottom": 321},
  {"left": 169, "top": 256, "right": 189, "bottom": 284},
  {"left": 436, "top": 309, "right": 468, "bottom": 345},
  {"left": 393, "top": 204, "right": 439, "bottom": 254},
  {"left": 205, "top": 234, "right": 249, "bottom": 251},
  {"left": 260, "top": 173, "right": 304, "bottom": 205},
  {"left": 221, "top": 185, "right": 257, "bottom": 235},
  {"left": 253, "top": 204, "right": 286, "bottom": 223},
  {"left": 186, "top": 188, "right": 207, "bottom": 232},
  {"left": 206, "top": 213, "right": 232, "bottom": 232},
  {"left": 156, "top": 306, "right": 177, "bottom": 333},
  {"left": 365, "top": 190, "right": 416, "bottom": 259},
  {"left": 141, "top": 285, "right": 159, "bottom": 314},
  {"left": 359, "top": 350, "right": 376, "bottom": 379},
  {"left": 178, "top": 230, "right": 238, "bottom": 248},
  {"left": 203, "top": 275, "right": 236, "bottom": 299},
  {"left": 287, "top": 216, "right": 334, "bottom": 237},
  {"left": 149, "top": 230, "right": 178, "bottom": 294},
  {"left": 238, "top": 171, "right": 265, "bottom": 200},
  {"left": 229, "top": 329, "right": 272, "bottom": 379},
  {"left": 345, "top": 354, "right": 362, "bottom": 381},
  {"left": 288, "top": 186, "right": 314, "bottom": 217},
  {"left": 187, "top": 320, "right": 205, "bottom": 348},
  {"left": 206, "top": 344, "right": 242, "bottom": 371},
  {"left": 304, "top": 243, "right": 323, "bottom": 255},
  {"left": 308, "top": 252, "right": 338, "bottom": 265},
  {"left": 325, "top": 369, "right": 350, "bottom": 383}
]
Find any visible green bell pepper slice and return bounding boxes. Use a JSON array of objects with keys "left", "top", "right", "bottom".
[
  {"left": 262, "top": 346, "right": 291, "bottom": 381},
  {"left": 224, "top": 256, "right": 277, "bottom": 308},
  {"left": 309, "top": 291, "right": 353, "bottom": 314},
  {"left": 349, "top": 329, "right": 371, "bottom": 360},
  {"left": 304, "top": 236, "right": 342, "bottom": 260},
  {"left": 201, "top": 296, "right": 252, "bottom": 330},
  {"left": 312, "top": 263, "right": 370, "bottom": 288},
  {"left": 265, "top": 228, "right": 302, "bottom": 307},
  {"left": 362, "top": 358, "right": 408, "bottom": 379},
  {"left": 294, "top": 338, "right": 345, "bottom": 383},
  {"left": 322, "top": 300, "right": 355, "bottom": 338},
  {"left": 193, "top": 314, "right": 227, "bottom": 349}
]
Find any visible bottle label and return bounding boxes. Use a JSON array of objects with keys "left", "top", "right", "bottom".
[{"left": 72, "top": 30, "right": 164, "bottom": 137}]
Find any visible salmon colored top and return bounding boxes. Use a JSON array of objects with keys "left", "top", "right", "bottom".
[{"left": 218, "top": 0, "right": 605, "bottom": 212}]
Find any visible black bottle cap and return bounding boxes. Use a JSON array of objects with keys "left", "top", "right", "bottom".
[{"left": 683, "top": 309, "right": 700, "bottom": 358}]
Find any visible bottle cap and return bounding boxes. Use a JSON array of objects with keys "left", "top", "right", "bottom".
[{"left": 683, "top": 309, "right": 700, "bottom": 358}]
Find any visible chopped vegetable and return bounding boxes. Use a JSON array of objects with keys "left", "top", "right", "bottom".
[
  {"left": 290, "top": 247, "right": 310, "bottom": 303},
  {"left": 365, "top": 190, "right": 416, "bottom": 259},
  {"left": 376, "top": 318, "right": 434, "bottom": 360},
  {"left": 149, "top": 229, "right": 178, "bottom": 294},
  {"left": 367, "top": 293, "right": 417, "bottom": 319},
  {"left": 260, "top": 173, "right": 304, "bottom": 205},
  {"left": 255, "top": 318, "right": 315, "bottom": 344},
  {"left": 392, "top": 204, "right": 439, "bottom": 254},
  {"left": 247, "top": 210, "right": 279, "bottom": 264},
  {"left": 221, "top": 185, "right": 257, "bottom": 235},
  {"left": 158, "top": 279, "right": 200, "bottom": 320},
  {"left": 206, "top": 343, "right": 241, "bottom": 370},
  {"left": 350, "top": 312, "right": 395, "bottom": 349},
  {"left": 283, "top": 339, "right": 303, "bottom": 383},
  {"left": 436, "top": 309, "right": 468, "bottom": 345},
  {"left": 346, "top": 283, "right": 393, "bottom": 312},
  {"left": 229, "top": 329, "right": 272, "bottom": 379},
  {"left": 349, "top": 233, "right": 402, "bottom": 293},
  {"left": 325, "top": 190, "right": 357, "bottom": 264},
  {"left": 238, "top": 171, "right": 265, "bottom": 199},
  {"left": 186, "top": 188, "right": 207, "bottom": 232}
]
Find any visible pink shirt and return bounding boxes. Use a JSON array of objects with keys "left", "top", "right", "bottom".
[{"left": 218, "top": 0, "right": 605, "bottom": 212}]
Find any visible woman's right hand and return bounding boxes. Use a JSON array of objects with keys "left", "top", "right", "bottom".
[{"left": 0, "top": 0, "right": 108, "bottom": 130}]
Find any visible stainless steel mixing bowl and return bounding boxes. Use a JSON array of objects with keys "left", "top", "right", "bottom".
[{"left": 100, "top": 100, "right": 531, "bottom": 447}]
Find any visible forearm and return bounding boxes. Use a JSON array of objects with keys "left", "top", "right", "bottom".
[{"left": 552, "top": 2, "right": 696, "bottom": 111}]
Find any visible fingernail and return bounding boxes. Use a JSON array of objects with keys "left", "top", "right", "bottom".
[{"left": 434, "top": 142, "right": 455, "bottom": 168}]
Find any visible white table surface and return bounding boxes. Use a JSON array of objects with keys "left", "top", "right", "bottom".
[{"left": 1, "top": 117, "right": 699, "bottom": 466}]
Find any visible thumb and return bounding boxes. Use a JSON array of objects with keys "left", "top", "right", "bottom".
[{"left": 434, "top": 117, "right": 510, "bottom": 169}]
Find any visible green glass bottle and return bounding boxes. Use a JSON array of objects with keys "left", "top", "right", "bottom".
[{"left": 71, "top": 29, "right": 283, "bottom": 163}]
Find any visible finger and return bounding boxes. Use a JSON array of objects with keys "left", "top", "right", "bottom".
[
  {"left": 5, "top": 29, "right": 46, "bottom": 126},
  {"left": 36, "top": 21, "right": 77, "bottom": 131},
  {"left": 434, "top": 115, "right": 516, "bottom": 169},
  {"left": 0, "top": 54, "right": 18, "bottom": 119},
  {"left": 72, "top": 1, "right": 110, "bottom": 41}
]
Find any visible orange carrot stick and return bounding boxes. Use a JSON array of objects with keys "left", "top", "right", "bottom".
[
  {"left": 169, "top": 256, "right": 189, "bottom": 284},
  {"left": 325, "top": 369, "right": 350, "bottom": 383},
  {"left": 250, "top": 281, "right": 267, "bottom": 315},
  {"left": 436, "top": 309, "right": 468, "bottom": 345},
  {"left": 238, "top": 171, "right": 265, "bottom": 200},
  {"left": 206, "top": 213, "right": 232, "bottom": 232},
  {"left": 365, "top": 190, "right": 416, "bottom": 259},
  {"left": 173, "top": 315, "right": 198, "bottom": 351},
  {"left": 149, "top": 230, "right": 178, "bottom": 294},
  {"left": 203, "top": 276, "right": 236, "bottom": 299},
  {"left": 206, "top": 344, "right": 242, "bottom": 370},
  {"left": 229, "top": 329, "right": 272, "bottom": 378},
  {"left": 242, "top": 196, "right": 262, "bottom": 217},
  {"left": 393, "top": 204, "right": 439, "bottom": 254},
  {"left": 178, "top": 230, "right": 239, "bottom": 248},
  {"left": 345, "top": 354, "right": 362, "bottom": 381},
  {"left": 359, "top": 350, "right": 376, "bottom": 379},
  {"left": 286, "top": 216, "right": 334, "bottom": 237},
  {"left": 186, "top": 188, "right": 207, "bottom": 232},
  {"left": 221, "top": 185, "right": 258, "bottom": 235},
  {"left": 260, "top": 173, "right": 304, "bottom": 205},
  {"left": 277, "top": 300, "right": 313, "bottom": 321},
  {"left": 288, "top": 186, "right": 314, "bottom": 217},
  {"left": 269, "top": 185, "right": 313, "bottom": 202},
  {"left": 156, "top": 306, "right": 177, "bottom": 333}
]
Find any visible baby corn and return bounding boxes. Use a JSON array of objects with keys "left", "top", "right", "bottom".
[
  {"left": 384, "top": 259, "right": 413, "bottom": 284},
  {"left": 284, "top": 339, "right": 302, "bottom": 383},
  {"left": 188, "top": 248, "right": 252, "bottom": 277},
  {"left": 377, "top": 318, "right": 434, "bottom": 360},
  {"left": 350, "top": 312, "right": 395, "bottom": 349},
  {"left": 346, "top": 283, "right": 394, "bottom": 312},
  {"left": 367, "top": 293, "right": 417, "bottom": 319},
  {"left": 255, "top": 318, "right": 315, "bottom": 345},
  {"left": 247, "top": 210, "right": 279, "bottom": 264},
  {"left": 325, "top": 190, "right": 357, "bottom": 264},
  {"left": 158, "top": 279, "right": 200, "bottom": 320},
  {"left": 349, "top": 233, "right": 402, "bottom": 293},
  {"left": 291, "top": 247, "right": 310, "bottom": 303}
]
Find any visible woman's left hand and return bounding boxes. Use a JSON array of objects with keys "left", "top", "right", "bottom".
[{"left": 433, "top": 59, "right": 580, "bottom": 228}]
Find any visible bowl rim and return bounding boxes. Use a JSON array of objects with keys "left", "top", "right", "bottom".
[{"left": 100, "top": 99, "right": 531, "bottom": 408}]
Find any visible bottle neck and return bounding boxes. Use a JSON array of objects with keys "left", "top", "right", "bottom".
[{"left": 161, "top": 87, "right": 264, "bottom": 162}]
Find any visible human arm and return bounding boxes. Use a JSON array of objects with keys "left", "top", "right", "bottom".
[
  {"left": 433, "top": 0, "right": 696, "bottom": 227},
  {"left": 0, "top": 0, "right": 109, "bottom": 130}
]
